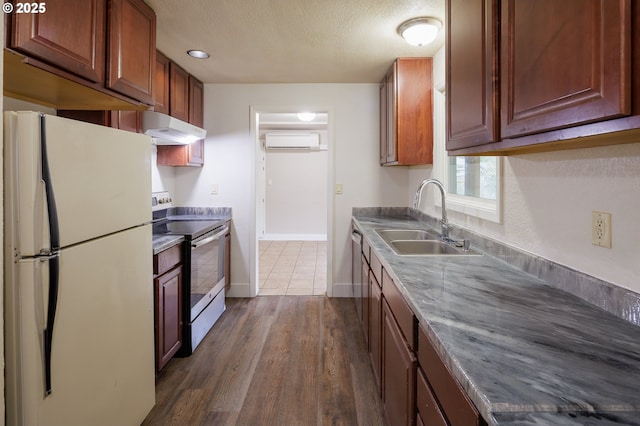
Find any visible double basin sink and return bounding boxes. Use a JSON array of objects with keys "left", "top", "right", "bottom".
[{"left": 375, "top": 229, "right": 480, "bottom": 257}]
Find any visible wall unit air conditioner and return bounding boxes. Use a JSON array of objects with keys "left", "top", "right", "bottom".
[{"left": 265, "top": 132, "right": 320, "bottom": 150}]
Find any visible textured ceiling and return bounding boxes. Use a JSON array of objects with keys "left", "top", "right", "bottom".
[{"left": 145, "top": 0, "right": 445, "bottom": 84}]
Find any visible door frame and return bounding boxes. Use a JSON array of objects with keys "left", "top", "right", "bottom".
[{"left": 249, "top": 105, "right": 335, "bottom": 297}]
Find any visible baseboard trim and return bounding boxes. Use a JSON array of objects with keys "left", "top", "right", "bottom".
[
  {"left": 260, "top": 234, "right": 327, "bottom": 241},
  {"left": 331, "top": 282, "right": 355, "bottom": 298}
]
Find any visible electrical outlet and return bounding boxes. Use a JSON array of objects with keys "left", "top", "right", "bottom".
[{"left": 592, "top": 211, "right": 612, "bottom": 248}]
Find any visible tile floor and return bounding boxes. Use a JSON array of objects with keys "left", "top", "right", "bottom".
[{"left": 258, "top": 240, "right": 327, "bottom": 296}]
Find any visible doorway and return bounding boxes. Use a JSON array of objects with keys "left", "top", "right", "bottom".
[{"left": 252, "top": 109, "right": 332, "bottom": 296}]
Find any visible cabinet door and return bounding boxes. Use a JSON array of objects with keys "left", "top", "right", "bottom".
[
  {"left": 417, "top": 368, "right": 448, "bottom": 426},
  {"left": 155, "top": 51, "right": 171, "bottom": 115},
  {"left": 446, "top": 0, "right": 499, "bottom": 150},
  {"left": 111, "top": 111, "right": 141, "bottom": 133},
  {"left": 418, "top": 327, "right": 483, "bottom": 426},
  {"left": 155, "top": 266, "right": 183, "bottom": 371},
  {"left": 369, "top": 273, "right": 382, "bottom": 392},
  {"left": 10, "top": 0, "right": 106, "bottom": 84},
  {"left": 396, "top": 58, "right": 433, "bottom": 165},
  {"left": 107, "top": 0, "right": 156, "bottom": 104},
  {"left": 169, "top": 62, "right": 190, "bottom": 122},
  {"left": 379, "top": 81, "right": 388, "bottom": 165},
  {"left": 385, "top": 66, "right": 397, "bottom": 164},
  {"left": 189, "top": 76, "right": 204, "bottom": 127},
  {"left": 361, "top": 260, "right": 370, "bottom": 344},
  {"left": 187, "top": 76, "right": 205, "bottom": 165},
  {"left": 501, "top": 0, "right": 631, "bottom": 138},
  {"left": 57, "top": 110, "right": 140, "bottom": 133},
  {"left": 383, "top": 300, "right": 416, "bottom": 426}
]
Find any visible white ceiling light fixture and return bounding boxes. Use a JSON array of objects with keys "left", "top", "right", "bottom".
[
  {"left": 296, "top": 112, "right": 317, "bottom": 122},
  {"left": 187, "top": 49, "right": 210, "bottom": 59},
  {"left": 398, "top": 17, "right": 442, "bottom": 46}
]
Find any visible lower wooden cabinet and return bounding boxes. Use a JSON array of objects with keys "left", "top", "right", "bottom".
[
  {"left": 154, "top": 265, "right": 182, "bottom": 371},
  {"left": 153, "top": 244, "right": 183, "bottom": 372},
  {"left": 352, "top": 231, "right": 486, "bottom": 426},
  {"left": 383, "top": 299, "right": 417, "bottom": 426},
  {"left": 417, "top": 367, "right": 448, "bottom": 426},
  {"left": 361, "top": 255, "right": 370, "bottom": 344},
  {"left": 417, "top": 326, "right": 485, "bottom": 426},
  {"left": 369, "top": 272, "right": 382, "bottom": 390}
]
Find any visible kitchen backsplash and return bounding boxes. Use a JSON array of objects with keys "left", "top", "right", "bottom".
[{"left": 353, "top": 207, "right": 640, "bottom": 326}]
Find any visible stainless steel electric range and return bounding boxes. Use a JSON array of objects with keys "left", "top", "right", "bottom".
[{"left": 152, "top": 192, "right": 229, "bottom": 355}]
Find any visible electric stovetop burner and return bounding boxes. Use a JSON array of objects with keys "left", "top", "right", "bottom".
[{"left": 152, "top": 219, "right": 226, "bottom": 240}]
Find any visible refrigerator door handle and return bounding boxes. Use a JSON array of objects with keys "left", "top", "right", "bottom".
[
  {"left": 39, "top": 114, "right": 61, "bottom": 397},
  {"left": 42, "top": 254, "right": 59, "bottom": 397}
]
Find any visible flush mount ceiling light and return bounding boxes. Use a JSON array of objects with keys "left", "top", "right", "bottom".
[
  {"left": 187, "top": 49, "right": 210, "bottom": 59},
  {"left": 297, "top": 112, "right": 317, "bottom": 122},
  {"left": 397, "top": 17, "right": 442, "bottom": 46}
]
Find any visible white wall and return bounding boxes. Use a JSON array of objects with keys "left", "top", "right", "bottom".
[
  {"left": 265, "top": 147, "right": 328, "bottom": 237},
  {"left": 174, "top": 84, "right": 408, "bottom": 296},
  {"left": 414, "top": 47, "right": 640, "bottom": 294},
  {"left": 150, "top": 146, "right": 176, "bottom": 193}
]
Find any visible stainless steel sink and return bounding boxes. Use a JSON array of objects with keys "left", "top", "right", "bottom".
[
  {"left": 375, "top": 228, "right": 480, "bottom": 257},
  {"left": 376, "top": 229, "right": 436, "bottom": 241},
  {"left": 390, "top": 240, "right": 463, "bottom": 256}
]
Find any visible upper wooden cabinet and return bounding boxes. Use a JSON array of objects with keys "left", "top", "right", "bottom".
[
  {"left": 157, "top": 73, "right": 205, "bottom": 167},
  {"left": 7, "top": 0, "right": 156, "bottom": 108},
  {"left": 10, "top": 0, "right": 107, "bottom": 84},
  {"left": 154, "top": 51, "right": 171, "bottom": 115},
  {"left": 107, "top": 0, "right": 156, "bottom": 105},
  {"left": 380, "top": 58, "right": 434, "bottom": 166},
  {"left": 501, "top": 0, "right": 631, "bottom": 139},
  {"left": 446, "top": 0, "right": 638, "bottom": 155},
  {"left": 169, "top": 62, "right": 190, "bottom": 122},
  {"left": 57, "top": 110, "right": 141, "bottom": 133},
  {"left": 446, "top": 0, "right": 499, "bottom": 151}
]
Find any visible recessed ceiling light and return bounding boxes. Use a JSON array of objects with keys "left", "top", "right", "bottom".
[
  {"left": 297, "top": 112, "right": 317, "bottom": 122},
  {"left": 187, "top": 50, "right": 210, "bottom": 59},
  {"left": 397, "top": 17, "right": 442, "bottom": 46}
]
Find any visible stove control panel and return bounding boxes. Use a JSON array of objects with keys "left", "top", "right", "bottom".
[{"left": 152, "top": 191, "right": 173, "bottom": 211}]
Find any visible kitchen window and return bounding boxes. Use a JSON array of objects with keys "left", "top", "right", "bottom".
[{"left": 434, "top": 88, "right": 502, "bottom": 223}]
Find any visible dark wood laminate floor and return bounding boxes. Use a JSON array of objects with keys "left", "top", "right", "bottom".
[{"left": 143, "top": 296, "right": 387, "bottom": 426}]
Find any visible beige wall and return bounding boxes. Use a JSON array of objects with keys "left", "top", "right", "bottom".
[
  {"left": 175, "top": 83, "right": 409, "bottom": 296},
  {"left": 413, "top": 47, "right": 640, "bottom": 293},
  {"left": 265, "top": 147, "right": 328, "bottom": 237}
]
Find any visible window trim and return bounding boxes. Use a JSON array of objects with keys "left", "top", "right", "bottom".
[{"left": 434, "top": 85, "right": 503, "bottom": 224}]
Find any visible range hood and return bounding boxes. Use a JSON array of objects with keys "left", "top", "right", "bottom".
[{"left": 142, "top": 111, "right": 206, "bottom": 145}]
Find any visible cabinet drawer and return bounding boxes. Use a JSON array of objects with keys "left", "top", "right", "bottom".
[
  {"left": 417, "top": 367, "right": 447, "bottom": 426},
  {"left": 383, "top": 272, "right": 415, "bottom": 350},
  {"left": 370, "top": 251, "right": 382, "bottom": 286},
  {"left": 418, "top": 326, "right": 482, "bottom": 426},
  {"left": 154, "top": 243, "right": 182, "bottom": 276}
]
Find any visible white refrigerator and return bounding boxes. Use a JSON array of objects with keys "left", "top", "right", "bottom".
[{"left": 4, "top": 111, "right": 156, "bottom": 425}]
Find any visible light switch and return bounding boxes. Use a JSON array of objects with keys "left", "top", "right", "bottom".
[
  {"left": 336, "top": 184, "right": 344, "bottom": 195},
  {"left": 210, "top": 184, "right": 218, "bottom": 195}
]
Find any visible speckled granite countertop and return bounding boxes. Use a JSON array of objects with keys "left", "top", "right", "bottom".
[{"left": 353, "top": 210, "right": 640, "bottom": 426}]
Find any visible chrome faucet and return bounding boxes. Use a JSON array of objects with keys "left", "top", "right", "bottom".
[{"left": 413, "top": 178, "right": 450, "bottom": 240}]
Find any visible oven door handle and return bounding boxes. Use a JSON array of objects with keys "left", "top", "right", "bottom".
[{"left": 191, "top": 225, "right": 229, "bottom": 248}]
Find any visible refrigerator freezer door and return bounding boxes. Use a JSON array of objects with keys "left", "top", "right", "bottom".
[
  {"left": 5, "top": 225, "right": 155, "bottom": 426},
  {"left": 4, "top": 111, "right": 152, "bottom": 256}
]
